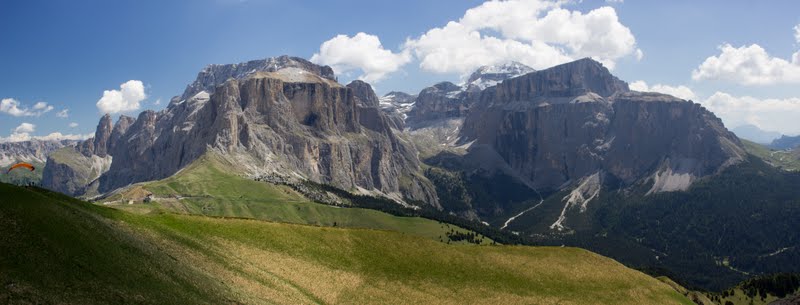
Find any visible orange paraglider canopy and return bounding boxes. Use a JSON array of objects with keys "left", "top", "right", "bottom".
[{"left": 6, "top": 162, "right": 35, "bottom": 174}]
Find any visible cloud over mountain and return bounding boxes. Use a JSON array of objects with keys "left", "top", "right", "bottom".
[
  {"left": 629, "top": 81, "right": 697, "bottom": 101},
  {"left": 311, "top": 33, "right": 411, "bottom": 83},
  {"left": 0, "top": 122, "right": 91, "bottom": 143},
  {"left": 96, "top": 80, "right": 147, "bottom": 114},
  {"left": 407, "top": 0, "right": 641, "bottom": 74},
  {"left": 313, "top": 0, "right": 640, "bottom": 79}
]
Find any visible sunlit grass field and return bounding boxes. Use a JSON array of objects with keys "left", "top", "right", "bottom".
[{"left": 0, "top": 182, "right": 692, "bottom": 304}]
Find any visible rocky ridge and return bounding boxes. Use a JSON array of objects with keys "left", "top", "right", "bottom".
[
  {"left": 0, "top": 140, "right": 77, "bottom": 167},
  {"left": 44, "top": 56, "right": 437, "bottom": 205}
]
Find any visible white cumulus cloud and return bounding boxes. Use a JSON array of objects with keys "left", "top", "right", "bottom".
[
  {"left": 403, "top": 21, "right": 572, "bottom": 75},
  {"left": 310, "top": 32, "right": 411, "bottom": 82},
  {"left": 795, "top": 24, "right": 800, "bottom": 43},
  {"left": 1, "top": 98, "right": 54, "bottom": 117},
  {"left": 629, "top": 80, "right": 697, "bottom": 100},
  {"left": 1, "top": 122, "right": 90, "bottom": 143},
  {"left": 32, "top": 102, "right": 54, "bottom": 113},
  {"left": 312, "top": 0, "right": 640, "bottom": 80},
  {"left": 14, "top": 123, "right": 36, "bottom": 134},
  {"left": 0, "top": 122, "right": 92, "bottom": 143},
  {"left": 625, "top": 80, "right": 800, "bottom": 135},
  {"left": 33, "top": 132, "right": 93, "bottom": 142},
  {"left": 69, "top": 122, "right": 79, "bottom": 128},
  {"left": 0, "top": 132, "right": 32, "bottom": 143},
  {"left": 700, "top": 92, "right": 800, "bottom": 136},
  {"left": 56, "top": 109, "right": 69, "bottom": 118},
  {"left": 404, "top": 0, "right": 640, "bottom": 74},
  {"left": 692, "top": 44, "right": 800, "bottom": 85},
  {"left": 96, "top": 80, "right": 147, "bottom": 114}
]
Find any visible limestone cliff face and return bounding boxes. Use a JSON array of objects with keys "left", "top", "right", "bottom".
[
  {"left": 458, "top": 58, "right": 745, "bottom": 192},
  {"left": 347, "top": 80, "right": 380, "bottom": 107},
  {"left": 92, "top": 114, "right": 114, "bottom": 157},
  {"left": 403, "top": 62, "right": 535, "bottom": 129},
  {"left": 81, "top": 57, "right": 437, "bottom": 205},
  {"left": 42, "top": 114, "right": 119, "bottom": 196},
  {"left": 0, "top": 140, "right": 76, "bottom": 167},
  {"left": 40, "top": 149, "right": 111, "bottom": 197},
  {"left": 108, "top": 115, "right": 135, "bottom": 153},
  {"left": 604, "top": 93, "right": 745, "bottom": 186},
  {"left": 180, "top": 55, "right": 336, "bottom": 100},
  {"left": 406, "top": 82, "right": 467, "bottom": 127}
]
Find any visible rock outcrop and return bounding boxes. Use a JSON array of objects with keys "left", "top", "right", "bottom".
[
  {"left": 458, "top": 58, "right": 745, "bottom": 192},
  {"left": 463, "top": 61, "right": 535, "bottom": 92},
  {"left": 379, "top": 91, "right": 416, "bottom": 130},
  {"left": 46, "top": 56, "right": 437, "bottom": 205},
  {"left": 42, "top": 115, "right": 119, "bottom": 196},
  {"left": 347, "top": 80, "right": 380, "bottom": 107},
  {"left": 406, "top": 82, "right": 468, "bottom": 127},
  {"left": 770, "top": 134, "right": 800, "bottom": 150},
  {"left": 108, "top": 115, "right": 136, "bottom": 153},
  {"left": 41, "top": 148, "right": 111, "bottom": 197},
  {"left": 91, "top": 114, "right": 114, "bottom": 157},
  {"left": 180, "top": 55, "right": 336, "bottom": 101},
  {"left": 0, "top": 140, "right": 77, "bottom": 167},
  {"left": 404, "top": 62, "right": 535, "bottom": 128}
]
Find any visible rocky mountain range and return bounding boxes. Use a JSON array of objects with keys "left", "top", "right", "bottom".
[
  {"left": 732, "top": 124, "right": 782, "bottom": 144},
  {"left": 460, "top": 58, "right": 744, "bottom": 193},
  {"left": 770, "top": 134, "right": 800, "bottom": 150},
  {"left": 41, "top": 56, "right": 747, "bottom": 218},
  {"left": 34, "top": 55, "right": 800, "bottom": 290},
  {"left": 0, "top": 140, "right": 77, "bottom": 168},
  {"left": 43, "top": 56, "right": 436, "bottom": 204},
  {"left": 0, "top": 139, "right": 78, "bottom": 185}
]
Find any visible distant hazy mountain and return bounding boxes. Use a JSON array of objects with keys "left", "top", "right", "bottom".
[
  {"left": 0, "top": 140, "right": 78, "bottom": 185},
  {"left": 770, "top": 134, "right": 800, "bottom": 150},
  {"left": 0, "top": 140, "right": 76, "bottom": 167},
  {"left": 732, "top": 124, "right": 782, "bottom": 144}
]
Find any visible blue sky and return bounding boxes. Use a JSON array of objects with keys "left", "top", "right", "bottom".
[{"left": 2, "top": 0, "right": 800, "bottom": 141}]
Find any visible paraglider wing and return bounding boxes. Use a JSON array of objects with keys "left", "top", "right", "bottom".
[{"left": 6, "top": 162, "right": 35, "bottom": 174}]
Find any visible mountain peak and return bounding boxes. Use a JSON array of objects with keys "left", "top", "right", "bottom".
[
  {"left": 546, "top": 57, "right": 609, "bottom": 73},
  {"left": 383, "top": 91, "right": 414, "bottom": 98},
  {"left": 180, "top": 55, "right": 336, "bottom": 101},
  {"left": 492, "top": 57, "right": 628, "bottom": 101},
  {"left": 465, "top": 62, "right": 535, "bottom": 91},
  {"left": 346, "top": 80, "right": 380, "bottom": 107},
  {"left": 470, "top": 61, "right": 534, "bottom": 78}
]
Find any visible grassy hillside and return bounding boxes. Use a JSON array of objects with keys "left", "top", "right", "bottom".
[
  {"left": 102, "top": 153, "right": 487, "bottom": 244},
  {"left": 742, "top": 139, "right": 800, "bottom": 171},
  {"left": 0, "top": 183, "right": 692, "bottom": 304}
]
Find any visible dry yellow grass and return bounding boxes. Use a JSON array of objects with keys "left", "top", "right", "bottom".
[
  {"left": 2, "top": 183, "right": 692, "bottom": 305},
  {"left": 121, "top": 213, "right": 693, "bottom": 305}
]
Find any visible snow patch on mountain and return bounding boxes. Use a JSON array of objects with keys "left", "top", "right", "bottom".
[
  {"left": 379, "top": 91, "right": 416, "bottom": 120},
  {"left": 463, "top": 62, "right": 535, "bottom": 91}
]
